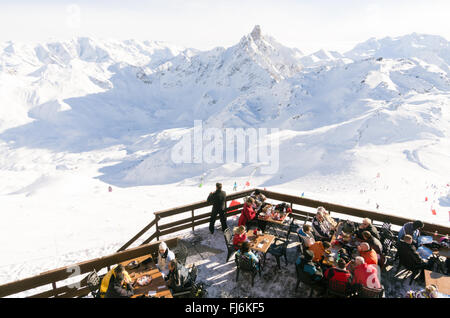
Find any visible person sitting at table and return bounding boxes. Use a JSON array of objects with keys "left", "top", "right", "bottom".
[
  {"left": 351, "top": 256, "right": 381, "bottom": 289},
  {"left": 397, "top": 220, "right": 424, "bottom": 246},
  {"left": 232, "top": 225, "right": 247, "bottom": 250},
  {"left": 166, "top": 260, "right": 191, "bottom": 294},
  {"left": 361, "top": 231, "right": 384, "bottom": 266},
  {"left": 250, "top": 189, "right": 266, "bottom": 211},
  {"left": 156, "top": 241, "right": 176, "bottom": 278},
  {"left": 397, "top": 234, "right": 428, "bottom": 280},
  {"left": 298, "top": 224, "right": 315, "bottom": 243},
  {"left": 308, "top": 240, "right": 331, "bottom": 263},
  {"left": 324, "top": 258, "right": 352, "bottom": 285},
  {"left": 317, "top": 206, "right": 338, "bottom": 229},
  {"left": 238, "top": 197, "right": 257, "bottom": 228},
  {"left": 355, "top": 218, "right": 380, "bottom": 241},
  {"left": 236, "top": 241, "right": 260, "bottom": 270},
  {"left": 312, "top": 210, "right": 333, "bottom": 241},
  {"left": 102, "top": 264, "right": 134, "bottom": 298},
  {"left": 274, "top": 202, "right": 292, "bottom": 216},
  {"left": 297, "top": 224, "right": 315, "bottom": 254},
  {"left": 296, "top": 250, "right": 324, "bottom": 282},
  {"left": 357, "top": 242, "right": 378, "bottom": 265}
]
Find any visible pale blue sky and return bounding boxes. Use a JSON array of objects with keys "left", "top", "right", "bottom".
[{"left": 1, "top": 0, "right": 449, "bottom": 53}]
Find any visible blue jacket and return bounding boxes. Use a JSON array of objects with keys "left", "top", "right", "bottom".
[
  {"left": 236, "top": 250, "right": 260, "bottom": 269},
  {"left": 296, "top": 256, "right": 323, "bottom": 281},
  {"left": 398, "top": 222, "right": 420, "bottom": 242}
]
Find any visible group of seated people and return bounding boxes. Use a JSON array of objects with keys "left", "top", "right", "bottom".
[
  {"left": 295, "top": 207, "right": 385, "bottom": 295},
  {"left": 232, "top": 224, "right": 261, "bottom": 268},
  {"left": 100, "top": 242, "right": 192, "bottom": 298},
  {"left": 238, "top": 190, "right": 292, "bottom": 232},
  {"left": 297, "top": 207, "right": 450, "bottom": 297}
]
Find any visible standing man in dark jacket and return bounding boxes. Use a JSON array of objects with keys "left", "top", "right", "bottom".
[{"left": 207, "top": 183, "right": 228, "bottom": 234}]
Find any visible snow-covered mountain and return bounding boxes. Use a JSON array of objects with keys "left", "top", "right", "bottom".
[
  {"left": 1, "top": 26, "right": 449, "bottom": 184},
  {"left": 344, "top": 33, "right": 450, "bottom": 74},
  {"left": 0, "top": 37, "right": 186, "bottom": 131}
]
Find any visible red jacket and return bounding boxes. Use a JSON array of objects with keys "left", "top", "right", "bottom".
[
  {"left": 233, "top": 233, "right": 247, "bottom": 250},
  {"left": 238, "top": 203, "right": 256, "bottom": 227},
  {"left": 324, "top": 267, "right": 351, "bottom": 284},
  {"left": 352, "top": 263, "right": 381, "bottom": 289}
]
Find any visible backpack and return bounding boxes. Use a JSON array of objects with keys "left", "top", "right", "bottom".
[
  {"left": 379, "top": 227, "right": 396, "bottom": 254},
  {"left": 190, "top": 282, "right": 208, "bottom": 298},
  {"left": 427, "top": 255, "right": 447, "bottom": 274}
]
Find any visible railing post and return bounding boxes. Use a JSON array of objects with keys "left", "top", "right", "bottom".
[
  {"left": 52, "top": 282, "right": 57, "bottom": 297},
  {"left": 191, "top": 210, "right": 195, "bottom": 232},
  {"left": 155, "top": 215, "right": 160, "bottom": 241}
]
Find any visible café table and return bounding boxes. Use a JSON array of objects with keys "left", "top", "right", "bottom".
[
  {"left": 257, "top": 212, "right": 290, "bottom": 238},
  {"left": 424, "top": 269, "right": 450, "bottom": 295},
  {"left": 120, "top": 255, "right": 173, "bottom": 298},
  {"left": 324, "top": 222, "right": 359, "bottom": 268},
  {"left": 246, "top": 230, "right": 276, "bottom": 266}
]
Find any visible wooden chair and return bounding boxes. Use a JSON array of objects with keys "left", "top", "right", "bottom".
[
  {"left": 86, "top": 269, "right": 104, "bottom": 298},
  {"left": 223, "top": 228, "right": 236, "bottom": 262},
  {"left": 268, "top": 221, "right": 293, "bottom": 269},
  {"left": 294, "top": 263, "right": 322, "bottom": 297},
  {"left": 235, "top": 254, "right": 261, "bottom": 287},
  {"left": 173, "top": 241, "right": 189, "bottom": 266},
  {"left": 356, "top": 285, "right": 384, "bottom": 298},
  {"left": 378, "top": 224, "right": 397, "bottom": 263},
  {"left": 171, "top": 264, "right": 199, "bottom": 298},
  {"left": 326, "top": 279, "right": 352, "bottom": 298}
]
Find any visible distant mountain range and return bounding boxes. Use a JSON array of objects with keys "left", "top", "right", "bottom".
[{"left": 0, "top": 26, "right": 449, "bottom": 187}]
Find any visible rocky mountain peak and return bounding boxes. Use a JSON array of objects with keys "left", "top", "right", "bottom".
[{"left": 250, "top": 25, "right": 262, "bottom": 41}]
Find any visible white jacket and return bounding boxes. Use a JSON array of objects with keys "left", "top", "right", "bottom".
[{"left": 157, "top": 249, "right": 175, "bottom": 276}]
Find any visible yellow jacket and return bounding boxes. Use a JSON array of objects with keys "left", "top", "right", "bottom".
[{"left": 99, "top": 266, "right": 132, "bottom": 298}]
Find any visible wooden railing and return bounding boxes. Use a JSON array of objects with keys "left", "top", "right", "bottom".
[
  {"left": 0, "top": 189, "right": 253, "bottom": 298},
  {"left": 1, "top": 187, "right": 449, "bottom": 298},
  {"left": 0, "top": 237, "right": 179, "bottom": 298},
  {"left": 117, "top": 188, "right": 254, "bottom": 251},
  {"left": 259, "top": 189, "right": 450, "bottom": 236}
]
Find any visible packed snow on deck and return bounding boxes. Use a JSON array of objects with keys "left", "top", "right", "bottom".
[{"left": 0, "top": 27, "right": 449, "bottom": 297}]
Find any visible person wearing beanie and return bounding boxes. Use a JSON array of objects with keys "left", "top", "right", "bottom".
[
  {"left": 398, "top": 220, "right": 424, "bottom": 245},
  {"left": 156, "top": 241, "right": 175, "bottom": 278}
]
